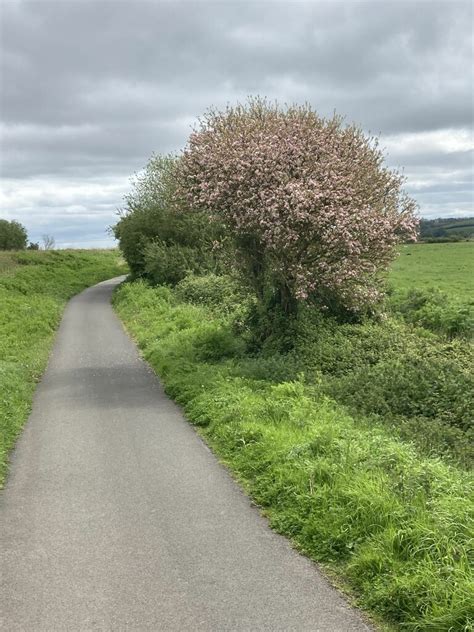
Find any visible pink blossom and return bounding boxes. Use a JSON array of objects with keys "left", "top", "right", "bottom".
[{"left": 176, "top": 98, "right": 419, "bottom": 311}]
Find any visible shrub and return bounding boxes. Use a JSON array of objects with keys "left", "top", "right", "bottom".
[
  {"left": 177, "top": 97, "right": 418, "bottom": 321},
  {"left": 192, "top": 323, "right": 246, "bottom": 362},
  {"left": 143, "top": 240, "right": 214, "bottom": 286},
  {"left": 113, "top": 155, "right": 221, "bottom": 282},
  {"left": 175, "top": 273, "right": 249, "bottom": 317},
  {"left": 389, "top": 288, "right": 474, "bottom": 339},
  {"left": 328, "top": 348, "right": 473, "bottom": 432},
  {"left": 285, "top": 306, "right": 473, "bottom": 435},
  {"left": 235, "top": 353, "right": 299, "bottom": 384}
]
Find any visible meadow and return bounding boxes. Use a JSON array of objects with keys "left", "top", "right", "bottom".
[
  {"left": 389, "top": 242, "right": 473, "bottom": 300},
  {"left": 386, "top": 242, "right": 473, "bottom": 339},
  {"left": 114, "top": 241, "right": 474, "bottom": 631},
  {"left": 0, "top": 249, "right": 126, "bottom": 486}
]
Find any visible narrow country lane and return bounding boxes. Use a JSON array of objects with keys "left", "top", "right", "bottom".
[{"left": 0, "top": 278, "right": 372, "bottom": 631}]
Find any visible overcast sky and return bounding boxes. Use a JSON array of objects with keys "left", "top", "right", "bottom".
[{"left": 1, "top": 0, "right": 473, "bottom": 248}]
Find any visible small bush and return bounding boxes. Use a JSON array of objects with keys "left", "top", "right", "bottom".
[
  {"left": 192, "top": 323, "right": 246, "bottom": 362},
  {"left": 384, "top": 414, "right": 474, "bottom": 467},
  {"left": 281, "top": 306, "right": 473, "bottom": 434},
  {"left": 143, "top": 240, "right": 214, "bottom": 286},
  {"left": 330, "top": 353, "right": 472, "bottom": 433},
  {"left": 235, "top": 354, "right": 299, "bottom": 384},
  {"left": 175, "top": 273, "right": 249, "bottom": 316}
]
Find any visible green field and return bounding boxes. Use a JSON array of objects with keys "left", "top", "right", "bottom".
[
  {"left": 386, "top": 243, "right": 474, "bottom": 338},
  {"left": 0, "top": 250, "right": 127, "bottom": 486},
  {"left": 389, "top": 242, "right": 474, "bottom": 300}
]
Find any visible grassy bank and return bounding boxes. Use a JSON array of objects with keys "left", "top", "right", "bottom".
[
  {"left": 0, "top": 250, "right": 126, "bottom": 486},
  {"left": 114, "top": 279, "right": 473, "bottom": 631}
]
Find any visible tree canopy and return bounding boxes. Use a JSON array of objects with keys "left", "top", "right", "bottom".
[
  {"left": 177, "top": 98, "right": 418, "bottom": 314},
  {"left": 0, "top": 219, "right": 28, "bottom": 251}
]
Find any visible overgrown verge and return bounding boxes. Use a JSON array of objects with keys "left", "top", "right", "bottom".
[
  {"left": 388, "top": 288, "right": 473, "bottom": 339},
  {"left": 281, "top": 310, "right": 473, "bottom": 468},
  {"left": 0, "top": 250, "right": 127, "bottom": 485},
  {"left": 114, "top": 279, "right": 473, "bottom": 632}
]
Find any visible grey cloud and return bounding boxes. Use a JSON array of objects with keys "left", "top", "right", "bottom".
[
  {"left": 3, "top": 1, "right": 472, "bottom": 131},
  {"left": 0, "top": 0, "right": 472, "bottom": 245},
  {"left": 1, "top": 118, "right": 185, "bottom": 178},
  {"left": 386, "top": 149, "right": 474, "bottom": 169}
]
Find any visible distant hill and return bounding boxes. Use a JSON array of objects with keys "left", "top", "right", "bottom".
[{"left": 418, "top": 217, "right": 474, "bottom": 242}]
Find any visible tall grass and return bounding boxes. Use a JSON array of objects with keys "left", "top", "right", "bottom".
[
  {"left": 0, "top": 250, "right": 126, "bottom": 485},
  {"left": 114, "top": 280, "right": 474, "bottom": 631}
]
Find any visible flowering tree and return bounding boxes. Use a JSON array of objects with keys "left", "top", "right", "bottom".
[{"left": 177, "top": 98, "right": 418, "bottom": 315}]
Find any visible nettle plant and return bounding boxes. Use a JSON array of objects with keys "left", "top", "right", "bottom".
[{"left": 178, "top": 98, "right": 419, "bottom": 317}]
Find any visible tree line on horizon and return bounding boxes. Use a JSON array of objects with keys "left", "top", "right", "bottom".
[{"left": 418, "top": 216, "right": 474, "bottom": 242}]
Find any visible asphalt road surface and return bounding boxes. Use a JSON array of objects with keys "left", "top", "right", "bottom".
[{"left": 1, "top": 277, "right": 372, "bottom": 631}]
